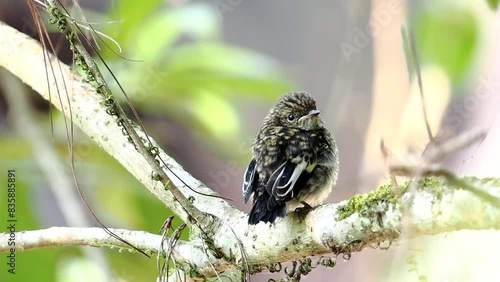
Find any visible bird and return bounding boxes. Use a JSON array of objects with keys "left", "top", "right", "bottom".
[{"left": 242, "top": 91, "right": 339, "bottom": 225}]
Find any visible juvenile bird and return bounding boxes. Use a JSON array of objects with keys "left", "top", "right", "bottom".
[{"left": 242, "top": 91, "right": 339, "bottom": 225}]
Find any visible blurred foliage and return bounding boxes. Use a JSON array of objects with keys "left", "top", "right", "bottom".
[
  {"left": 100, "top": 0, "right": 293, "bottom": 148},
  {"left": 411, "top": 0, "right": 487, "bottom": 90},
  {"left": 487, "top": 0, "right": 499, "bottom": 10},
  {"left": 0, "top": 160, "right": 61, "bottom": 282},
  {"left": 0, "top": 118, "right": 172, "bottom": 281}
]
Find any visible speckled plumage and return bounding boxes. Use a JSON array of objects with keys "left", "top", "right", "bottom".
[{"left": 243, "top": 91, "right": 339, "bottom": 225}]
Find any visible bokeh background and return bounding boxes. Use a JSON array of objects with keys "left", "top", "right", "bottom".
[{"left": 1, "top": 0, "right": 500, "bottom": 281}]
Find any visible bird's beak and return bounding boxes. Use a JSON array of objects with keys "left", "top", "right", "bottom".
[
  {"left": 298, "top": 110, "right": 321, "bottom": 124},
  {"left": 307, "top": 109, "right": 320, "bottom": 118},
  {"left": 298, "top": 109, "right": 322, "bottom": 129}
]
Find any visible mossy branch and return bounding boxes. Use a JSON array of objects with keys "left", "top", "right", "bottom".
[
  {"left": 1, "top": 176, "right": 500, "bottom": 279},
  {"left": 44, "top": 0, "right": 213, "bottom": 231},
  {"left": 2, "top": 19, "right": 500, "bottom": 280}
]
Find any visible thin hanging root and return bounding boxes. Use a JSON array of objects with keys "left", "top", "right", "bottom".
[
  {"left": 51, "top": 0, "right": 233, "bottom": 202},
  {"left": 223, "top": 222, "right": 250, "bottom": 279},
  {"left": 170, "top": 258, "right": 184, "bottom": 282},
  {"left": 166, "top": 224, "right": 186, "bottom": 282},
  {"left": 67, "top": 0, "right": 100, "bottom": 50},
  {"left": 200, "top": 234, "right": 223, "bottom": 282},
  {"left": 160, "top": 216, "right": 175, "bottom": 234},
  {"left": 157, "top": 216, "right": 175, "bottom": 281},
  {"left": 401, "top": 26, "right": 434, "bottom": 143},
  {"left": 26, "top": 0, "right": 153, "bottom": 258},
  {"left": 30, "top": 0, "right": 123, "bottom": 54},
  {"left": 157, "top": 220, "right": 187, "bottom": 282},
  {"left": 410, "top": 28, "right": 433, "bottom": 142},
  {"left": 73, "top": 23, "right": 123, "bottom": 53}
]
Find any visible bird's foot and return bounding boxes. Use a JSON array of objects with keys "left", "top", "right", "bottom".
[{"left": 294, "top": 201, "right": 314, "bottom": 219}]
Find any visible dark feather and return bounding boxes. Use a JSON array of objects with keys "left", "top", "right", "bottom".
[
  {"left": 242, "top": 158, "right": 257, "bottom": 204},
  {"left": 267, "top": 160, "right": 303, "bottom": 201},
  {"left": 248, "top": 190, "right": 286, "bottom": 224}
]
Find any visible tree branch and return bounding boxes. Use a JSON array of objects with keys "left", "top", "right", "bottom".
[
  {"left": 0, "top": 227, "right": 228, "bottom": 275},
  {"left": 2, "top": 20, "right": 500, "bottom": 280},
  {"left": 1, "top": 178, "right": 500, "bottom": 279}
]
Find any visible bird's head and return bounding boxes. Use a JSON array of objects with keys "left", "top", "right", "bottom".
[{"left": 266, "top": 91, "right": 324, "bottom": 131}]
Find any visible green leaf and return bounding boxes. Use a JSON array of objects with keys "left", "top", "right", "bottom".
[
  {"left": 109, "top": 0, "right": 164, "bottom": 46},
  {"left": 412, "top": 1, "right": 483, "bottom": 89},
  {"left": 487, "top": 0, "right": 499, "bottom": 10},
  {"left": 157, "top": 42, "right": 292, "bottom": 98},
  {"left": 131, "top": 3, "right": 220, "bottom": 61},
  {"left": 187, "top": 91, "right": 240, "bottom": 140},
  {"left": 165, "top": 43, "right": 281, "bottom": 79}
]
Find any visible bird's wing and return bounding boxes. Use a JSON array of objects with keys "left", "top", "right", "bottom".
[
  {"left": 266, "top": 158, "right": 313, "bottom": 202},
  {"left": 242, "top": 158, "right": 258, "bottom": 204}
]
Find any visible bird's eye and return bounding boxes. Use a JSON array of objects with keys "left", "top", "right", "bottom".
[{"left": 287, "top": 114, "right": 296, "bottom": 122}]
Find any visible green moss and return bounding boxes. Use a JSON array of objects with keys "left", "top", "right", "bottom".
[
  {"left": 203, "top": 236, "right": 225, "bottom": 260},
  {"left": 337, "top": 182, "right": 400, "bottom": 220},
  {"left": 185, "top": 264, "right": 201, "bottom": 278},
  {"left": 337, "top": 176, "right": 453, "bottom": 220},
  {"left": 418, "top": 176, "right": 447, "bottom": 200},
  {"left": 419, "top": 176, "right": 444, "bottom": 187}
]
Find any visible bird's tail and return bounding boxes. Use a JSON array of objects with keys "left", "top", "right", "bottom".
[{"left": 248, "top": 193, "right": 286, "bottom": 225}]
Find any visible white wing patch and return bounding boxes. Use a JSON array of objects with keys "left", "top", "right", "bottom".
[
  {"left": 242, "top": 159, "right": 257, "bottom": 204},
  {"left": 273, "top": 160, "right": 308, "bottom": 199}
]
